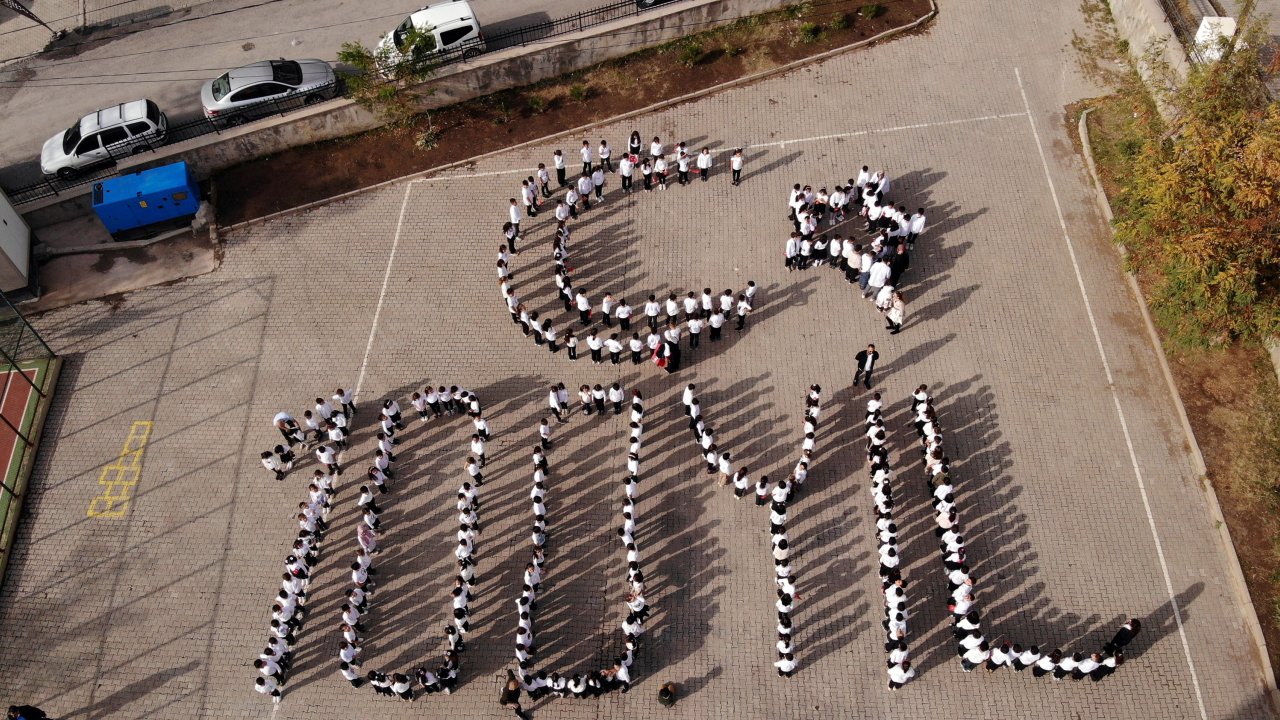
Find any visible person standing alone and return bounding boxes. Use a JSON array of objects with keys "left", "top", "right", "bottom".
[{"left": 854, "top": 344, "right": 879, "bottom": 390}]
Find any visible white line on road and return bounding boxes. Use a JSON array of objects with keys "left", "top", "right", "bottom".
[
  {"left": 748, "top": 111, "right": 1028, "bottom": 151},
  {"left": 424, "top": 111, "right": 1028, "bottom": 181},
  {"left": 354, "top": 179, "right": 419, "bottom": 400},
  {"left": 1015, "top": 66, "right": 1208, "bottom": 720}
]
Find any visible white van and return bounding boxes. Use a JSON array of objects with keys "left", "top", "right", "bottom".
[{"left": 377, "top": 0, "right": 486, "bottom": 69}]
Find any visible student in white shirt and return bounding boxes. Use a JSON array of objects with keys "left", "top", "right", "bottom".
[
  {"left": 643, "top": 295, "right": 661, "bottom": 331},
  {"left": 887, "top": 661, "right": 914, "bottom": 690},
  {"left": 696, "top": 147, "right": 712, "bottom": 181},
  {"left": 615, "top": 298, "right": 633, "bottom": 330},
  {"left": 591, "top": 166, "right": 606, "bottom": 200},
  {"left": 708, "top": 311, "right": 725, "bottom": 341},
  {"left": 552, "top": 149, "right": 567, "bottom": 187},
  {"left": 619, "top": 154, "right": 634, "bottom": 193},
  {"left": 774, "top": 653, "right": 796, "bottom": 677},
  {"left": 730, "top": 148, "right": 744, "bottom": 185},
  {"left": 598, "top": 139, "right": 613, "bottom": 172}
]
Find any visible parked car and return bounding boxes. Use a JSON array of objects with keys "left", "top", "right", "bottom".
[
  {"left": 40, "top": 100, "right": 167, "bottom": 179},
  {"left": 376, "top": 0, "right": 486, "bottom": 71},
  {"left": 201, "top": 59, "right": 338, "bottom": 127}
]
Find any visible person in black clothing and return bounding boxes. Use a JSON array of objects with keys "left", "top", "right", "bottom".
[
  {"left": 8, "top": 707, "right": 48, "bottom": 720},
  {"left": 888, "top": 244, "right": 911, "bottom": 286},
  {"left": 500, "top": 671, "right": 531, "bottom": 719},
  {"left": 853, "top": 344, "right": 880, "bottom": 389},
  {"left": 1104, "top": 618, "right": 1141, "bottom": 655}
]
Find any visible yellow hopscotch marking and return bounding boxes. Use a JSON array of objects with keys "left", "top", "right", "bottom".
[{"left": 87, "top": 421, "right": 153, "bottom": 518}]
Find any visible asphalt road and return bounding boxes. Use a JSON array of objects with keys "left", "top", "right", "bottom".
[{"left": 0, "top": 0, "right": 582, "bottom": 190}]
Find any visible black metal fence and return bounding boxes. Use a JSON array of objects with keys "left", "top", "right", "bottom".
[
  {"left": 1154, "top": 0, "right": 1205, "bottom": 64},
  {"left": 4, "top": 0, "right": 678, "bottom": 207},
  {"left": 5, "top": 79, "right": 343, "bottom": 205}
]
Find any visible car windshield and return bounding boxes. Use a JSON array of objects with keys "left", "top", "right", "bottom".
[
  {"left": 392, "top": 17, "right": 414, "bottom": 51},
  {"left": 271, "top": 60, "right": 303, "bottom": 86},
  {"left": 211, "top": 73, "right": 232, "bottom": 101},
  {"left": 61, "top": 125, "right": 81, "bottom": 155}
]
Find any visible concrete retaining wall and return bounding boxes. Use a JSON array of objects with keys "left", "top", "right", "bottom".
[
  {"left": 20, "top": 0, "right": 796, "bottom": 226},
  {"left": 1107, "top": 0, "right": 1192, "bottom": 82}
]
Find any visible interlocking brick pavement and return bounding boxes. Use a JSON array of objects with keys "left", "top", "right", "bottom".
[{"left": 0, "top": 1, "right": 1272, "bottom": 718}]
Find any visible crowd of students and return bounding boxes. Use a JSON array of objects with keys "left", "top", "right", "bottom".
[
  {"left": 341, "top": 391, "right": 486, "bottom": 701},
  {"left": 909, "top": 386, "right": 1138, "bottom": 679},
  {"left": 509, "top": 389, "right": 647, "bottom": 710},
  {"left": 679, "top": 383, "right": 825, "bottom": 677},
  {"left": 253, "top": 392, "right": 357, "bottom": 702},
  {"left": 864, "top": 391, "right": 916, "bottom": 689},
  {"left": 497, "top": 135, "right": 762, "bottom": 371},
  {"left": 781, "top": 169, "right": 920, "bottom": 334}
]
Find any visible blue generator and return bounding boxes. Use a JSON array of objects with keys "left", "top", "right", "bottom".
[{"left": 92, "top": 161, "right": 200, "bottom": 238}]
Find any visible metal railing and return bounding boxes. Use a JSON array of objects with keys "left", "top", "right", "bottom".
[
  {"left": 4, "top": 0, "right": 680, "bottom": 206},
  {"left": 0, "top": 290, "right": 57, "bottom": 535},
  {"left": 4, "top": 79, "right": 343, "bottom": 205},
  {"left": 1155, "top": 0, "right": 1206, "bottom": 64}
]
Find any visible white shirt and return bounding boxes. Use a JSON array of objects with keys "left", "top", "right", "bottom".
[
  {"left": 731, "top": 154, "right": 743, "bottom": 170},
  {"left": 509, "top": 204, "right": 521, "bottom": 223},
  {"left": 649, "top": 141, "right": 663, "bottom": 157},
  {"left": 580, "top": 145, "right": 592, "bottom": 163},
  {"left": 887, "top": 664, "right": 915, "bottom": 683},
  {"left": 696, "top": 151, "right": 712, "bottom": 169},
  {"left": 869, "top": 261, "right": 892, "bottom": 286},
  {"left": 599, "top": 143, "right": 611, "bottom": 159}
]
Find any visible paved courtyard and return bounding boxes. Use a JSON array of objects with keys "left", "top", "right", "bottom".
[{"left": 0, "top": 1, "right": 1273, "bottom": 718}]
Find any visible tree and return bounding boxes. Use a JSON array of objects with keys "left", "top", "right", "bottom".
[
  {"left": 336, "top": 27, "right": 440, "bottom": 134},
  {"left": 1111, "top": 21, "right": 1280, "bottom": 346}
]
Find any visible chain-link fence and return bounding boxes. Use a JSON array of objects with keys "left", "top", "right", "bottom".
[{"left": 0, "top": 289, "right": 57, "bottom": 553}]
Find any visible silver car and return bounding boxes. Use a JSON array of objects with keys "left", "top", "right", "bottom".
[{"left": 200, "top": 59, "right": 337, "bottom": 127}]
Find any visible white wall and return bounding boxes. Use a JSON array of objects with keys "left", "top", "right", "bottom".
[{"left": 0, "top": 192, "right": 32, "bottom": 292}]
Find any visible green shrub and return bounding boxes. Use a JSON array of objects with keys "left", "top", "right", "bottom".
[
  {"left": 797, "top": 21, "right": 822, "bottom": 43},
  {"left": 783, "top": 2, "right": 811, "bottom": 19},
  {"left": 859, "top": 3, "right": 882, "bottom": 19},
  {"left": 527, "top": 95, "right": 548, "bottom": 114},
  {"left": 415, "top": 129, "right": 440, "bottom": 151},
  {"left": 568, "top": 84, "right": 589, "bottom": 102},
  {"left": 724, "top": 44, "right": 745, "bottom": 57},
  {"left": 679, "top": 40, "right": 706, "bottom": 67},
  {"left": 828, "top": 13, "right": 850, "bottom": 31}
]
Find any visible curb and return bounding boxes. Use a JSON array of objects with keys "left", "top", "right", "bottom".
[
  {"left": 1079, "top": 106, "right": 1280, "bottom": 712},
  {"left": 220, "top": 1, "right": 938, "bottom": 233}
]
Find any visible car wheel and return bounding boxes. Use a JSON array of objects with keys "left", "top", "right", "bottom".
[
  {"left": 462, "top": 47, "right": 482, "bottom": 60},
  {"left": 225, "top": 115, "right": 247, "bottom": 128},
  {"left": 131, "top": 145, "right": 149, "bottom": 155},
  {"left": 56, "top": 167, "right": 78, "bottom": 180},
  {"left": 304, "top": 93, "right": 323, "bottom": 105}
]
